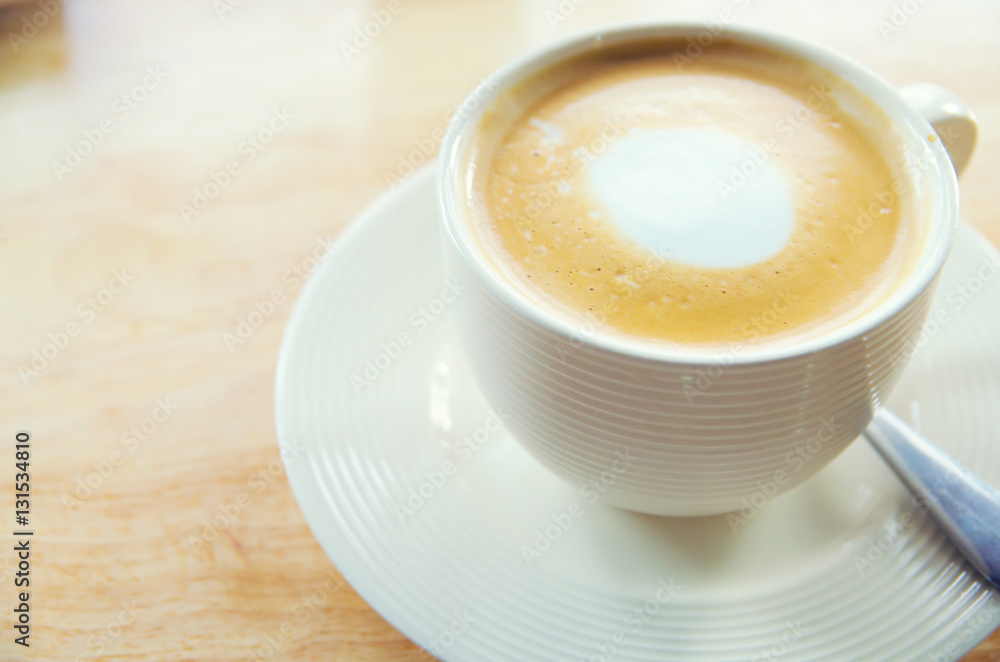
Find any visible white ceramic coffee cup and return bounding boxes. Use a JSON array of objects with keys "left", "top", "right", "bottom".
[{"left": 437, "top": 22, "right": 977, "bottom": 517}]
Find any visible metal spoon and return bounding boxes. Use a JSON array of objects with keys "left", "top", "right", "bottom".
[{"left": 865, "top": 408, "right": 1000, "bottom": 588}]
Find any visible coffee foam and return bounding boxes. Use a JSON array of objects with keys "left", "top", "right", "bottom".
[
  {"left": 464, "top": 39, "right": 924, "bottom": 348},
  {"left": 589, "top": 128, "right": 793, "bottom": 268}
]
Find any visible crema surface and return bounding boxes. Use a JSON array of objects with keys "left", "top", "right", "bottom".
[{"left": 466, "top": 40, "right": 921, "bottom": 347}]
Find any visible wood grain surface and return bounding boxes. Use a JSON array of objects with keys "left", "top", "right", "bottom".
[{"left": 0, "top": 0, "right": 998, "bottom": 660}]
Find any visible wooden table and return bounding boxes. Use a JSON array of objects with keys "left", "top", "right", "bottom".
[{"left": 1, "top": 0, "right": 997, "bottom": 659}]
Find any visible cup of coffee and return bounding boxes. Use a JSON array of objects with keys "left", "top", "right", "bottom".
[{"left": 437, "top": 22, "right": 976, "bottom": 516}]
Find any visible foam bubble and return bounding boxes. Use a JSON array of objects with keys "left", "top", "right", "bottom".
[
  {"left": 529, "top": 118, "right": 566, "bottom": 145},
  {"left": 589, "top": 129, "right": 794, "bottom": 268}
]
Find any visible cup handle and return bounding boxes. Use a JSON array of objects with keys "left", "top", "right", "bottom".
[{"left": 899, "top": 83, "right": 978, "bottom": 176}]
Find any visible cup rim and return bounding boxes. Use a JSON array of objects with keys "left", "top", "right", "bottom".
[{"left": 437, "top": 20, "right": 959, "bottom": 365}]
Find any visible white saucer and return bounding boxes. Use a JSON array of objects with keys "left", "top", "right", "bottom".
[{"left": 275, "top": 165, "right": 1000, "bottom": 661}]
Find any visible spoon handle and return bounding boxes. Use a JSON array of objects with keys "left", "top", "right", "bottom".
[{"left": 866, "top": 408, "right": 1000, "bottom": 588}]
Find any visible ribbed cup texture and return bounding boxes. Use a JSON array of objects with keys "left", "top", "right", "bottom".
[{"left": 445, "top": 242, "right": 937, "bottom": 516}]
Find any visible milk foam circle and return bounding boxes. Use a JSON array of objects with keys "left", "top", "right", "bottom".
[{"left": 588, "top": 128, "right": 794, "bottom": 268}]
